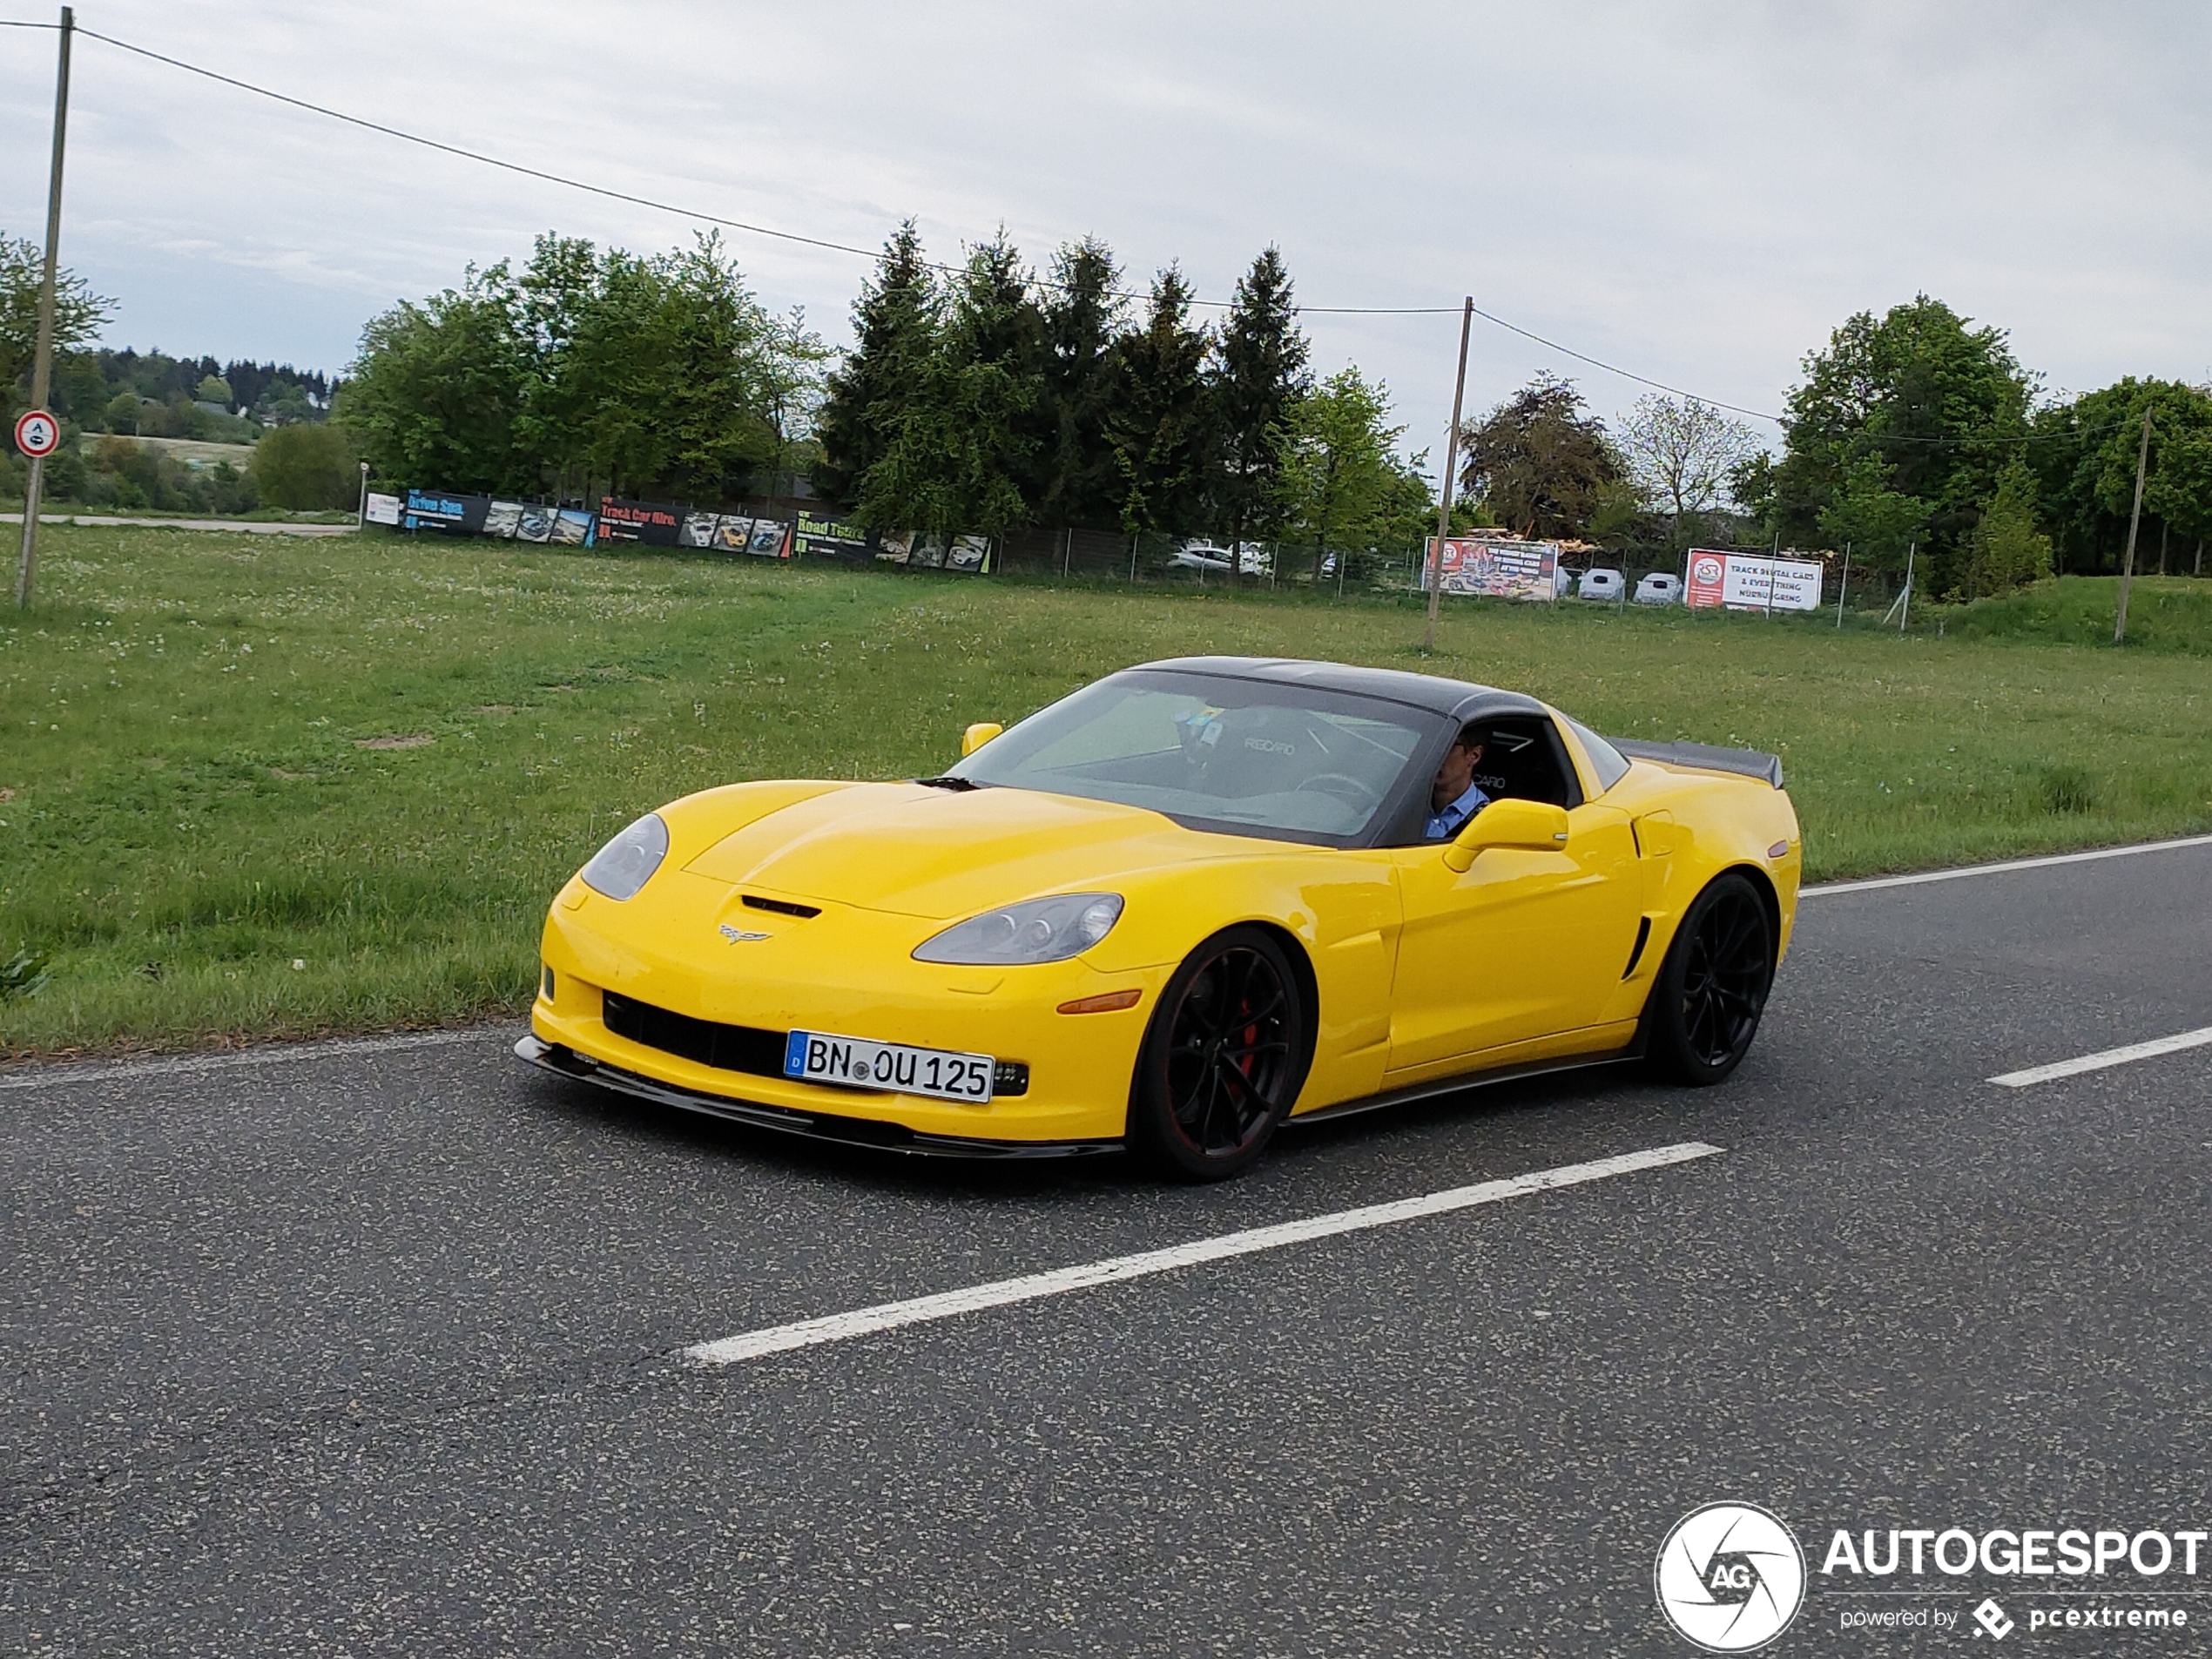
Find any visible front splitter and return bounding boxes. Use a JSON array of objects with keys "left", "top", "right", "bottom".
[{"left": 513, "top": 1034, "right": 1124, "bottom": 1160}]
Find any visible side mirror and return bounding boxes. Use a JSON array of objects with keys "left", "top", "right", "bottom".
[
  {"left": 1443, "top": 798, "right": 1571, "bottom": 873},
  {"left": 961, "top": 721, "right": 1004, "bottom": 758}
]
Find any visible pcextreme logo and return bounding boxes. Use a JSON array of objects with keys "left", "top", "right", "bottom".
[{"left": 1656, "top": 1503, "right": 1808, "bottom": 1652}]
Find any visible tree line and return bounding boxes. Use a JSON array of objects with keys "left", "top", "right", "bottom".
[
  {"left": 812, "top": 225, "right": 1433, "bottom": 579},
  {"left": 10, "top": 216, "right": 2211, "bottom": 601}
]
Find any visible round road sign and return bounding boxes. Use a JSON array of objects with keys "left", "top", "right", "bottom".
[{"left": 14, "top": 408, "right": 60, "bottom": 460}]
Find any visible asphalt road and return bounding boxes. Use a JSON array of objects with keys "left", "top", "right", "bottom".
[{"left": 5, "top": 841, "right": 2210, "bottom": 1656}]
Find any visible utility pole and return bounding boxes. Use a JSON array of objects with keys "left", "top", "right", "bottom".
[
  {"left": 2115, "top": 405, "right": 2152, "bottom": 645},
  {"left": 15, "top": 5, "right": 74, "bottom": 610},
  {"left": 1423, "top": 296, "right": 1473, "bottom": 652}
]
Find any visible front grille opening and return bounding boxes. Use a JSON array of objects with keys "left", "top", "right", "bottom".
[
  {"left": 742, "top": 894, "right": 822, "bottom": 919},
  {"left": 599, "top": 988, "right": 1030, "bottom": 1098},
  {"left": 602, "top": 991, "right": 786, "bottom": 1078}
]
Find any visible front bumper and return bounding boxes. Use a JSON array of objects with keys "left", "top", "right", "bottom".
[
  {"left": 530, "top": 875, "right": 1165, "bottom": 1144},
  {"left": 515, "top": 1035, "right": 1123, "bottom": 1159}
]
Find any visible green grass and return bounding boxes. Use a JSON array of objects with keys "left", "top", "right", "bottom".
[
  {"left": 1937, "top": 574, "right": 2212, "bottom": 654},
  {"left": 3, "top": 529, "right": 2209, "bottom": 1056}
]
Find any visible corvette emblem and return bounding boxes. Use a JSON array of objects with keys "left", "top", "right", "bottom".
[{"left": 718, "top": 925, "right": 771, "bottom": 943}]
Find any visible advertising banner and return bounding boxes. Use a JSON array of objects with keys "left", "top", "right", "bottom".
[
  {"left": 792, "top": 509, "right": 876, "bottom": 563},
  {"left": 596, "top": 498, "right": 685, "bottom": 546},
  {"left": 1419, "top": 537, "right": 1560, "bottom": 600},
  {"left": 365, "top": 492, "right": 401, "bottom": 527},
  {"left": 401, "top": 489, "right": 489, "bottom": 535},
  {"left": 879, "top": 531, "right": 992, "bottom": 573},
  {"left": 1686, "top": 550, "right": 1824, "bottom": 612}
]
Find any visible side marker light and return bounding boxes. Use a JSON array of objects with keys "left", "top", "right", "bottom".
[
  {"left": 1057, "top": 989, "right": 1143, "bottom": 1015},
  {"left": 1768, "top": 840, "right": 1791, "bottom": 859}
]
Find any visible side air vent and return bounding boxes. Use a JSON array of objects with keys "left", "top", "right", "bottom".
[
  {"left": 1622, "top": 916, "right": 1653, "bottom": 979},
  {"left": 742, "top": 894, "right": 822, "bottom": 919}
]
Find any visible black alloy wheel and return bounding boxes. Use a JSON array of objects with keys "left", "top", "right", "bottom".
[
  {"left": 1129, "top": 927, "right": 1309, "bottom": 1181},
  {"left": 1648, "top": 873, "right": 1775, "bottom": 1085}
]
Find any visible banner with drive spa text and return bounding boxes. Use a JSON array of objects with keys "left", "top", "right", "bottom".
[{"left": 1685, "top": 549, "right": 1824, "bottom": 611}]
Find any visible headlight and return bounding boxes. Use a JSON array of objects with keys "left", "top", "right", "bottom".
[
  {"left": 579, "top": 812, "right": 669, "bottom": 901},
  {"left": 914, "top": 893, "right": 1123, "bottom": 965}
]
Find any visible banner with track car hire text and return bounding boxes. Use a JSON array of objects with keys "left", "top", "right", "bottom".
[
  {"left": 1685, "top": 549, "right": 1824, "bottom": 611},
  {"left": 1420, "top": 537, "right": 1560, "bottom": 600}
]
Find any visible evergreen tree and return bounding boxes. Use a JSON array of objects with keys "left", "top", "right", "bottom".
[
  {"left": 1208, "top": 247, "right": 1311, "bottom": 582},
  {"left": 1105, "top": 267, "right": 1212, "bottom": 536},
  {"left": 812, "top": 221, "right": 939, "bottom": 506},
  {"left": 1031, "top": 237, "right": 1126, "bottom": 529},
  {"left": 859, "top": 233, "right": 1041, "bottom": 535}
]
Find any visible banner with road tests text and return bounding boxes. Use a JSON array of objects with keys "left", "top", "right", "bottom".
[
  {"left": 1420, "top": 537, "right": 1560, "bottom": 600},
  {"left": 1686, "top": 548, "right": 1824, "bottom": 612}
]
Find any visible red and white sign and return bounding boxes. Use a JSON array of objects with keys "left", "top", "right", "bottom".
[
  {"left": 13, "top": 408, "right": 60, "bottom": 459},
  {"left": 1685, "top": 548, "right": 1824, "bottom": 612}
]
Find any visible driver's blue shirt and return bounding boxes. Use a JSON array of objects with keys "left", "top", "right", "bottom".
[{"left": 1424, "top": 781, "right": 1492, "bottom": 840}]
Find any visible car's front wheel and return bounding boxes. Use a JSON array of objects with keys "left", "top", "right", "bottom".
[
  {"left": 1128, "top": 927, "right": 1309, "bottom": 1181},
  {"left": 1646, "top": 872, "right": 1775, "bottom": 1085}
]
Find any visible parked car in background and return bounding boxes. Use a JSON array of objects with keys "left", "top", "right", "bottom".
[
  {"left": 1635, "top": 572, "right": 1683, "bottom": 606},
  {"left": 1166, "top": 541, "right": 1271, "bottom": 578},
  {"left": 1576, "top": 568, "right": 1626, "bottom": 601}
]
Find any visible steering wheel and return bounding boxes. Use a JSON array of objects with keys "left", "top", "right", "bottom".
[{"left": 1295, "top": 772, "right": 1384, "bottom": 811}]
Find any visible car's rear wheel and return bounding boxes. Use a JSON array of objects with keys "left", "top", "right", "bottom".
[
  {"left": 1647, "top": 873, "right": 1774, "bottom": 1085},
  {"left": 1129, "top": 927, "right": 1309, "bottom": 1181}
]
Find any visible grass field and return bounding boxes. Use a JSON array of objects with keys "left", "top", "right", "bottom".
[{"left": 3, "top": 525, "right": 2209, "bottom": 1057}]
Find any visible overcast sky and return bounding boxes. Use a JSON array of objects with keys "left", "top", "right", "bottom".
[{"left": 3, "top": 1, "right": 2208, "bottom": 456}]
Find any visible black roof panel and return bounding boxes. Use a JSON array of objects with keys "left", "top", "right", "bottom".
[{"left": 1130, "top": 656, "right": 1548, "bottom": 721}]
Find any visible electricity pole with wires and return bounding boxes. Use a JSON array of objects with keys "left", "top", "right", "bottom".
[
  {"left": 1423, "top": 296, "right": 1474, "bottom": 651},
  {"left": 15, "top": 6, "right": 74, "bottom": 611},
  {"left": 2114, "top": 405, "right": 2152, "bottom": 645}
]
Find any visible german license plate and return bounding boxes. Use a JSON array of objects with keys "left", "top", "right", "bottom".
[{"left": 783, "top": 1029, "right": 995, "bottom": 1103}]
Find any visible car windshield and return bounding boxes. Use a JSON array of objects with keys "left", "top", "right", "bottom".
[{"left": 947, "top": 670, "right": 1437, "bottom": 844}]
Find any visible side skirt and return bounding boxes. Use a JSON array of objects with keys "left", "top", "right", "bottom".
[
  {"left": 1283, "top": 1042, "right": 1644, "bottom": 1130},
  {"left": 514, "top": 1035, "right": 1123, "bottom": 1160}
]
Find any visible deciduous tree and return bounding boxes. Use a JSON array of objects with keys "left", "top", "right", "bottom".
[
  {"left": 1618, "top": 394, "right": 1761, "bottom": 551},
  {"left": 1757, "top": 295, "right": 2032, "bottom": 586},
  {"left": 1460, "top": 374, "right": 1620, "bottom": 539},
  {"left": 1, "top": 232, "right": 111, "bottom": 400}
]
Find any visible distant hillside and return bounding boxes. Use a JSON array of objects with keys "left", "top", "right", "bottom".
[{"left": 44, "top": 347, "right": 336, "bottom": 444}]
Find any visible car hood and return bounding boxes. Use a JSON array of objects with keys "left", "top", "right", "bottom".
[{"left": 682, "top": 782, "right": 1228, "bottom": 920}]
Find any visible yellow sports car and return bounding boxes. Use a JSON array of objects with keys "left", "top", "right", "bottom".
[{"left": 517, "top": 656, "right": 1801, "bottom": 1178}]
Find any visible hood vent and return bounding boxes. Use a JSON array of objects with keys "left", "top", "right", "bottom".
[{"left": 742, "top": 894, "right": 822, "bottom": 919}]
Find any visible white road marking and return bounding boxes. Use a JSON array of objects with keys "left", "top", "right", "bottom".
[
  {"left": 1989, "top": 1025, "right": 2212, "bottom": 1089},
  {"left": 685, "top": 1140, "right": 1724, "bottom": 1366},
  {"left": 1801, "top": 834, "right": 2212, "bottom": 899},
  {"left": 0, "top": 1026, "right": 496, "bottom": 1091}
]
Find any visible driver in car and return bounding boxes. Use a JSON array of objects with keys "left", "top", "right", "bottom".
[{"left": 1424, "top": 726, "right": 1491, "bottom": 840}]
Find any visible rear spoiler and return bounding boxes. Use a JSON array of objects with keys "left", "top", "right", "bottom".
[{"left": 1611, "top": 738, "right": 1784, "bottom": 790}]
